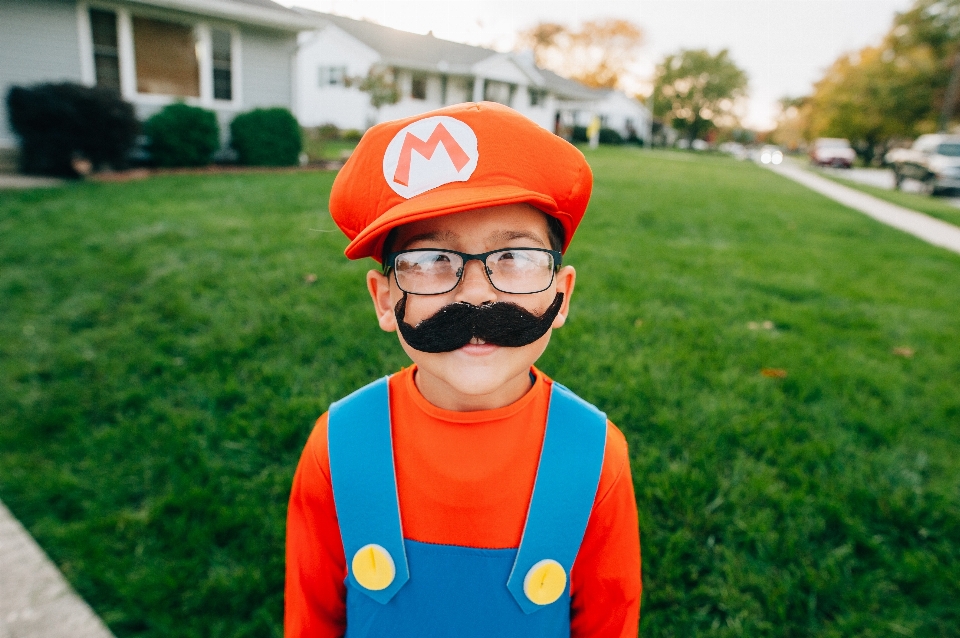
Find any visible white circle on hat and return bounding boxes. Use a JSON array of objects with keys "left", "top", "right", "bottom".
[{"left": 382, "top": 115, "right": 479, "bottom": 199}]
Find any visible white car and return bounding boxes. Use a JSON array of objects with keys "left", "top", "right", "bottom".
[{"left": 885, "top": 134, "right": 960, "bottom": 195}]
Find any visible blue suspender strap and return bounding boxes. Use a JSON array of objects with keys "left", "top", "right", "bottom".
[
  {"left": 506, "top": 382, "right": 608, "bottom": 614},
  {"left": 327, "top": 376, "right": 410, "bottom": 604}
]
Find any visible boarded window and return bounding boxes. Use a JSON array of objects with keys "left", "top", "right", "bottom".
[
  {"left": 212, "top": 28, "right": 232, "bottom": 100},
  {"left": 133, "top": 17, "right": 200, "bottom": 97},
  {"left": 411, "top": 74, "right": 427, "bottom": 100},
  {"left": 90, "top": 9, "right": 120, "bottom": 92},
  {"left": 484, "top": 80, "right": 513, "bottom": 105}
]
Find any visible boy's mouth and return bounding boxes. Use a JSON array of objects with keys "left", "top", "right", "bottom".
[{"left": 394, "top": 292, "right": 564, "bottom": 353}]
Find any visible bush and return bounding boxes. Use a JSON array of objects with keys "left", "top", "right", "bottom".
[
  {"left": 230, "top": 108, "right": 301, "bottom": 166},
  {"left": 144, "top": 103, "right": 219, "bottom": 168},
  {"left": 598, "top": 127, "right": 624, "bottom": 145},
  {"left": 570, "top": 125, "right": 624, "bottom": 145},
  {"left": 341, "top": 129, "right": 364, "bottom": 142},
  {"left": 6, "top": 83, "right": 139, "bottom": 177},
  {"left": 315, "top": 123, "right": 340, "bottom": 140}
]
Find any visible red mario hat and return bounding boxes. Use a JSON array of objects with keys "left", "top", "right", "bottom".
[{"left": 329, "top": 102, "right": 593, "bottom": 261}]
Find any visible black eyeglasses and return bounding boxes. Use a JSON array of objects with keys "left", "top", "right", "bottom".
[{"left": 385, "top": 247, "right": 562, "bottom": 295}]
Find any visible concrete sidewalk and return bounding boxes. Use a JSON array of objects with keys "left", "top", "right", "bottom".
[
  {"left": 770, "top": 162, "right": 960, "bottom": 256},
  {"left": 0, "top": 500, "right": 114, "bottom": 638}
]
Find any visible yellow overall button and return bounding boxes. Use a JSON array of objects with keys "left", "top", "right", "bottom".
[
  {"left": 351, "top": 544, "right": 396, "bottom": 591},
  {"left": 523, "top": 559, "right": 567, "bottom": 605}
]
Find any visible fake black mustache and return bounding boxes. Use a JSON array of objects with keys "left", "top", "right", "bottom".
[{"left": 395, "top": 292, "right": 564, "bottom": 353}]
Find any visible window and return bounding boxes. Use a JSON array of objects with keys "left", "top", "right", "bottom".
[
  {"left": 212, "top": 28, "right": 232, "bottom": 101},
  {"left": 411, "top": 74, "right": 427, "bottom": 100},
  {"left": 319, "top": 66, "right": 347, "bottom": 87},
  {"left": 90, "top": 9, "right": 120, "bottom": 92},
  {"left": 132, "top": 17, "right": 200, "bottom": 97},
  {"left": 528, "top": 87, "right": 547, "bottom": 106},
  {"left": 484, "top": 80, "right": 514, "bottom": 106}
]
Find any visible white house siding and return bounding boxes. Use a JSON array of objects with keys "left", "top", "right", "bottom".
[
  {"left": 296, "top": 24, "right": 379, "bottom": 129},
  {"left": 0, "top": 0, "right": 84, "bottom": 149},
  {"left": 1, "top": 0, "right": 301, "bottom": 156},
  {"left": 239, "top": 25, "right": 296, "bottom": 110}
]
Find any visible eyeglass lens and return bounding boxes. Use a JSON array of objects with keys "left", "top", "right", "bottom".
[{"left": 394, "top": 249, "right": 556, "bottom": 294}]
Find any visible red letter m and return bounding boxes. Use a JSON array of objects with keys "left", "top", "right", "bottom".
[{"left": 393, "top": 123, "right": 470, "bottom": 187}]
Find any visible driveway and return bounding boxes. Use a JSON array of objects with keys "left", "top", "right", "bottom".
[{"left": 819, "top": 166, "right": 960, "bottom": 208}]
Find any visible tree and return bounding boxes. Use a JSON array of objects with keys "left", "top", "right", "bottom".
[
  {"left": 771, "top": 96, "right": 811, "bottom": 151},
  {"left": 516, "top": 19, "right": 644, "bottom": 90},
  {"left": 652, "top": 49, "right": 748, "bottom": 143},
  {"left": 351, "top": 66, "right": 400, "bottom": 120},
  {"left": 804, "top": 45, "right": 935, "bottom": 163},
  {"left": 800, "top": 0, "right": 960, "bottom": 162}
]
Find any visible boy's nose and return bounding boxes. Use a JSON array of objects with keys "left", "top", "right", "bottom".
[{"left": 454, "top": 259, "right": 498, "bottom": 306}]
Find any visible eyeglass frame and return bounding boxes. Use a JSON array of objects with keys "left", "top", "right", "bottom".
[{"left": 383, "top": 247, "right": 564, "bottom": 296}]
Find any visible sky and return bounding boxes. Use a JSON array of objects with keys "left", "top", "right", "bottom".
[{"left": 281, "top": 0, "right": 916, "bottom": 130}]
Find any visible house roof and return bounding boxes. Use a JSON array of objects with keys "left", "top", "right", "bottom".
[
  {"left": 128, "top": 0, "right": 315, "bottom": 31},
  {"left": 524, "top": 66, "right": 604, "bottom": 101},
  {"left": 295, "top": 9, "right": 498, "bottom": 74}
]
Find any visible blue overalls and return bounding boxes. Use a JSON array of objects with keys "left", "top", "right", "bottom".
[{"left": 327, "top": 377, "right": 607, "bottom": 638}]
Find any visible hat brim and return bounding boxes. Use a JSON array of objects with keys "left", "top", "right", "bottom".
[{"left": 344, "top": 184, "right": 572, "bottom": 261}]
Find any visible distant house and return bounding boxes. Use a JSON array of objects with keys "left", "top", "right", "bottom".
[
  {"left": 0, "top": 0, "right": 313, "bottom": 159},
  {"left": 293, "top": 10, "right": 651, "bottom": 143}
]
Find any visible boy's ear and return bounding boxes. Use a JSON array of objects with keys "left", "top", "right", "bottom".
[
  {"left": 367, "top": 269, "right": 398, "bottom": 332},
  {"left": 551, "top": 265, "right": 576, "bottom": 329}
]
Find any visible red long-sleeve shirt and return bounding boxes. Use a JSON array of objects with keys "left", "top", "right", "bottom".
[{"left": 285, "top": 366, "right": 641, "bottom": 637}]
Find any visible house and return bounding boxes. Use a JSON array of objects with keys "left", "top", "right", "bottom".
[
  {"left": 292, "top": 10, "right": 651, "bottom": 143},
  {"left": 0, "top": 0, "right": 314, "bottom": 163}
]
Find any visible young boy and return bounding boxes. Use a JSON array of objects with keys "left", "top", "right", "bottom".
[{"left": 285, "top": 102, "right": 641, "bottom": 637}]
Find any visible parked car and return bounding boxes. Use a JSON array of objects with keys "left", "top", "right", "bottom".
[
  {"left": 885, "top": 134, "right": 960, "bottom": 196},
  {"left": 754, "top": 145, "right": 783, "bottom": 165},
  {"left": 809, "top": 138, "right": 856, "bottom": 168}
]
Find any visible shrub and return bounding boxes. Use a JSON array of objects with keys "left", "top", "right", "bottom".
[
  {"left": 571, "top": 126, "right": 588, "bottom": 143},
  {"left": 6, "top": 83, "right": 139, "bottom": 177},
  {"left": 598, "top": 127, "right": 624, "bottom": 145},
  {"left": 144, "top": 103, "right": 220, "bottom": 168},
  {"left": 230, "top": 108, "right": 301, "bottom": 166},
  {"left": 341, "top": 129, "right": 364, "bottom": 142},
  {"left": 315, "top": 123, "right": 340, "bottom": 140}
]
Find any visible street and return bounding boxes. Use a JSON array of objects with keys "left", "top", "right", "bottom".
[{"left": 818, "top": 166, "right": 960, "bottom": 208}]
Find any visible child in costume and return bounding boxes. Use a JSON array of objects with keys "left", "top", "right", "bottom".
[{"left": 285, "top": 102, "right": 641, "bottom": 637}]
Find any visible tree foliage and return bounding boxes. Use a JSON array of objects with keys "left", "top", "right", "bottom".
[
  {"left": 652, "top": 49, "right": 748, "bottom": 142},
  {"left": 517, "top": 19, "right": 644, "bottom": 90},
  {"left": 800, "top": 0, "right": 960, "bottom": 162},
  {"left": 352, "top": 66, "right": 400, "bottom": 111}
]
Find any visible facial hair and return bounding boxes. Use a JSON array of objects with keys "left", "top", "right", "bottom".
[{"left": 394, "top": 292, "right": 564, "bottom": 354}]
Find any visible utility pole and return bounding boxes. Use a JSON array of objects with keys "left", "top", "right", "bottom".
[{"left": 938, "top": 52, "right": 960, "bottom": 133}]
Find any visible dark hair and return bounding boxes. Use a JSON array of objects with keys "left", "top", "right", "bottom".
[{"left": 380, "top": 211, "right": 566, "bottom": 265}]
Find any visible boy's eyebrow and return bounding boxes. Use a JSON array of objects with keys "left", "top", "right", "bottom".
[
  {"left": 402, "top": 230, "right": 458, "bottom": 247},
  {"left": 489, "top": 230, "right": 547, "bottom": 247}
]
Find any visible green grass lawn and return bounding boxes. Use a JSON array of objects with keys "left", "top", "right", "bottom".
[
  {"left": 813, "top": 167, "right": 960, "bottom": 227},
  {"left": 1, "top": 148, "right": 959, "bottom": 637}
]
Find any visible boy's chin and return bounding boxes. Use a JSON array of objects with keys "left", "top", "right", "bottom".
[{"left": 399, "top": 333, "right": 552, "bottom": 399}]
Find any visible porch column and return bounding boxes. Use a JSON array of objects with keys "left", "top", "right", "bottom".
[{"left": 472, "top": 76, "right": 484, "bottom": 102}]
